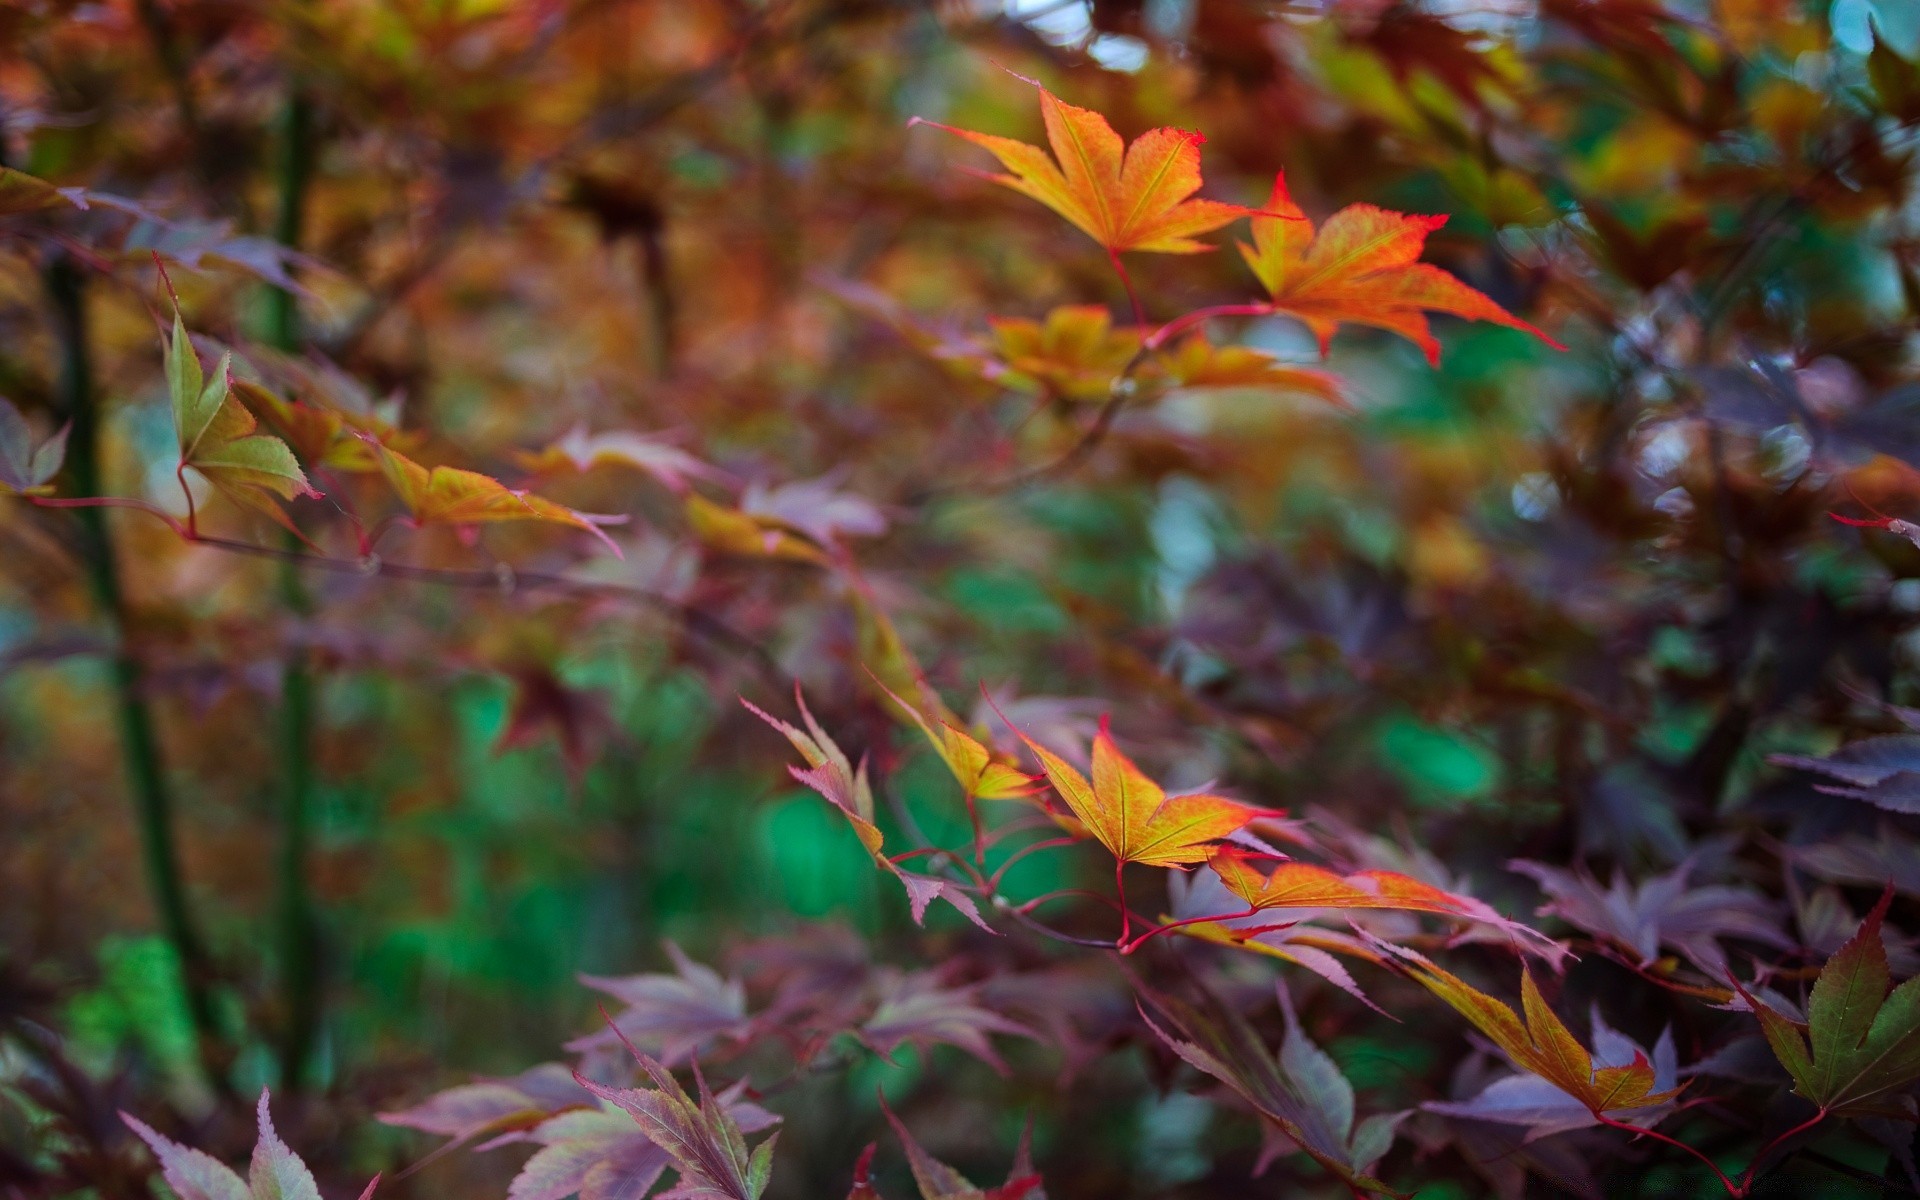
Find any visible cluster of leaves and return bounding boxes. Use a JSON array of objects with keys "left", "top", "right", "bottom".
[{"left": 4, "top": 1, "right": 1920, "bottom": 1198}]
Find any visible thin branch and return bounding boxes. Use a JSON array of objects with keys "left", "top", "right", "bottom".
[{"left": 23, "top": 497, "right": 794, "bottom": 698}]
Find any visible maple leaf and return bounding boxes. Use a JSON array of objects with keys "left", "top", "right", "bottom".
[
  {"left": 1238, "top": 173, "right": 1563, "bottom": 365},
  {"left": 870, "top": 1098, "right": 1044, "bottom": 1200},
  {"left": 1166, "top": 866, "right": 1389, "bottom": 1011},
  {"left": 568, "top": 942, "right": 753, "bottom": 1066},
  {"left": 516, "top": 423, "right": 731, "bottom": 494},
  {"left": 857, "top": 969, "right": 1038, "bottom": 1075},
  {"left": 1423, "top": 1007, "right": 1678, "bottom": 1141},
  {"left": 739, "top": 474, "right": 888, "bottom": 545},
  {"left": 1008, "top": 713, "right": 1274, "bottom": 869},
  {"left": 379, "top": 1062, "right": 595, "bottom": 1154},
  {"left": 493, "top": 663, "right": 616, "bottom": 783},
  {"left": 987, "top": 305, "right": 1141, "bottom": 402},
  {"left": 1375, "top": 942, "right": 1680, "bottom": 1119},
  {"left": 745, "top": 691, "right": 993, "bottom": 932},
  {"left": 1213, "top": 845, "right": 1536, "bottom": 926},
  {"left": 1509, "top": 858, "right": 1791, "bottom": 979},
  {"left": 370, "top": 441, "right": 624, "bottom": 555},
  {"left": 1159, "top": 332, "right": 1346, "bottom": 407},
  {"left": 124, "top": 1090, "right": 379, "bottom": 1200},
  {"left": 508, "top": 1087, "right": 778, "bottom": 1200},
  {"left": 0, "top": 397, "right": 68, "bottom": 495},
  {"left": 685, "top": 493, "right": 829, "bottom": 564},
  {"left": 911, "top": 82, "right": 1260, "bottom": 255},
  {"left": 1751, "top": 889, "right": 1920, "bottom": 1120},
  {"left": 1772, "top": 734, "right": 1920, "bottom": 814},
  {"left": 166, "top": 313, "right": 318, "bottom": 531},
  {"left": 872, "top": 674, "right": 1036, "bottom": 860},
  {"left": 1139, "top": 988, "right": 1406, "bottom": 1196},
  {"left": 574, "top": 1052, "right": 778, "bottom": 1200}
]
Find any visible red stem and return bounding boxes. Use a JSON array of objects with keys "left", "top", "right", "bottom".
[
  {"left": 1145, "top": 303, "right": 1277, "bottom": 351},
  {"left": 1107, "top": 248, "right": 1145, "bottom": 329},
  {"left": 1592, "top": 1111, "right": 1740, "bottom": 1196},
  {"left": 1115, "top": 859, "right": 1132, "bottom": 947},
  {"left": 986, "top": 835, "right": 1081, "bottom": 891},
  {"left": 1119, "top": 905, "right": 1264, "bottom": 955},
  {"left": 1737, "top": 1108, "right": 1827, "bottom": 1192},
  {"left": 174, "top": 463, "right": 197, "bottom": 537},
  {"left": 30, "top": 494, "right": 187, "bottom": 536}
]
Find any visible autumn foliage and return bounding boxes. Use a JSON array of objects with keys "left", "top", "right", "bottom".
[{"left": 5, "top": 2, "right": 1920, "bottom": 1198}]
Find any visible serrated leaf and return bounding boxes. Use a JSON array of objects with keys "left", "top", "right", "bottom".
[
  {"left": 1159, "top": 332, "right": 1345, "bottom": 406},
  {"left": 124, "top": 1090, "right": 375, "bottom": 1200},
  {"left": 1238, "top": 173, "right": 1562, "bottom": 365},
  {"left": 987, "top": 305, "right": 1141, "bottom": 401},
  {"left": 913, "top": 83, "right": 1260, "bottom": 255},
  {"left": 1375, "top": 942, "right": 1678, "bottom": 1117},
  {"left": 573, "top": 1051, "right": 778, "bottom": 1200},
  {"left": 876, "top": 1098, "right": 1042, "bottom": 1200},
  {"left": 746, "top": 691, "right": 993, "bottom": 932},
  {"left": 1138, "top": 989, "right": 1405, "bottom": 1196},
  {"left": 518, "top": 424, "right": 730, "bottom": 494},
  {"left": 1752, "top": 889, "right": 1920, "bottom": 1118},
  {"left": 684, "top": 493, "right": 827, "bottom": 563},
  {"left": 1007, "top": 714, "right": 1274, "bottom": 868},
  {"left": 248, "top": 1092, "right": 324, "bottom": 1200},
  {"left": 371, "top": 441, "right": 621, "bottom": 554}
]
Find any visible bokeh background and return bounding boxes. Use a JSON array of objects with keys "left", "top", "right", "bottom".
[{"left": 5, "top": 0, "right": 1920, "bottom": 1196}]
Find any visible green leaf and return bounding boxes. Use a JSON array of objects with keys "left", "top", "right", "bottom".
[
  {"left": 1755, "top": 888, "right": 1920, "bottom": 1118},
  {"left": 168, "top": 312, "right": 218, "bottom": 456}
]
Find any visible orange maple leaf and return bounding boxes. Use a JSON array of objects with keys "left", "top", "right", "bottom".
[
  {"left": 1239, "top": 173, "right": 1564, "bottom": 365},
  {"left": 1012, "top": 716, "right": 1272, "bottom": 870},
  {"left": 369, "top": 440, "right": 623, "bottom": 555},
  {"left": 1379, "top": 941, "right": 1680, "bottom": 1117},
  {"left": 912, "top": 84, "right": 1260, "bottom": 255}
]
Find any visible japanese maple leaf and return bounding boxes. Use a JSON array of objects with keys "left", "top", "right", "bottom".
[
  {"left": 370, "top": 440, "right": 623, "bottom": 555},
  {"left": 1139, "top": 988, "right": 1405, "bottom": 1197},
  {"left": 685, "top": 493, "right": 829, "bottom": 564},
  {"left": 167, "top": 313, "right": 318, "bottom": 532},
  {"left": 1772, "top": 733, "right": 1920, "bottom": 814},
  {"left": 1238, "top": 173, "right": 1563, "bottom": 365},
  {"left": 1166, "top": 866, "right": 1388, "bottom": 1012},
  {"left": 873, "top": 674, "right": 1036, "bottom": 860},
  {"left": 987, "top": 305, "right": 1142, "bottom": 402},
  {"left": 861, "top": 1099, "right": 1045, "bottom": 1200},
  {"left": 507, "top": 1086, "right": 778, "bottom": 1200},
  {"left": 857, "top": 969, "right": 1038, "bottom": 1075},
  {"left": 1159, "top": 332, "right": 1345, "bottom": 407},
  {"left": 516, "top": 423, "right": 730, "bottom": 494},
  {"left": 1011, "top": 715, "right": 1272, "bottom": 869},
  {"left": 745, "top": 690, "right": 992, "bottom": 932},
  {"left": 124, "top": 1090, "right": 379, "bottom": 1200},
  {"left": 1375, "top": 941, "right": 1680, "bottom": 1119},
  {"left": 574, "top": 1051, "right": 778, "bottom": 1200},
  {"left": 1424, "top": 1007, "right": 1678, "bottom": 1141},
  {"left": 0, "top": 396, "right": 67, "bottom": 495},
  {"left": 379, "top": 1063, "right": 593, "bottom": 1156},
  {"left": 568, "top": 942, "right": 752, "bottom": 1066},
  {"left": 1508, "top": 858, "right": 1790, "bottom": 980},
  {"left": 494, "top": 663, "right": 615, "bottom": 783},
  {"left": 1752, "top": 889, "right": 1920, "bottom": 1120},
  {"left": 911, "top": 82, "right": 1259, "bottom": 255}
]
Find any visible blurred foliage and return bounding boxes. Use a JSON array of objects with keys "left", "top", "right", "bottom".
[{"left": 2, "top": 0, "right": 1920, "bottom": 1197}]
